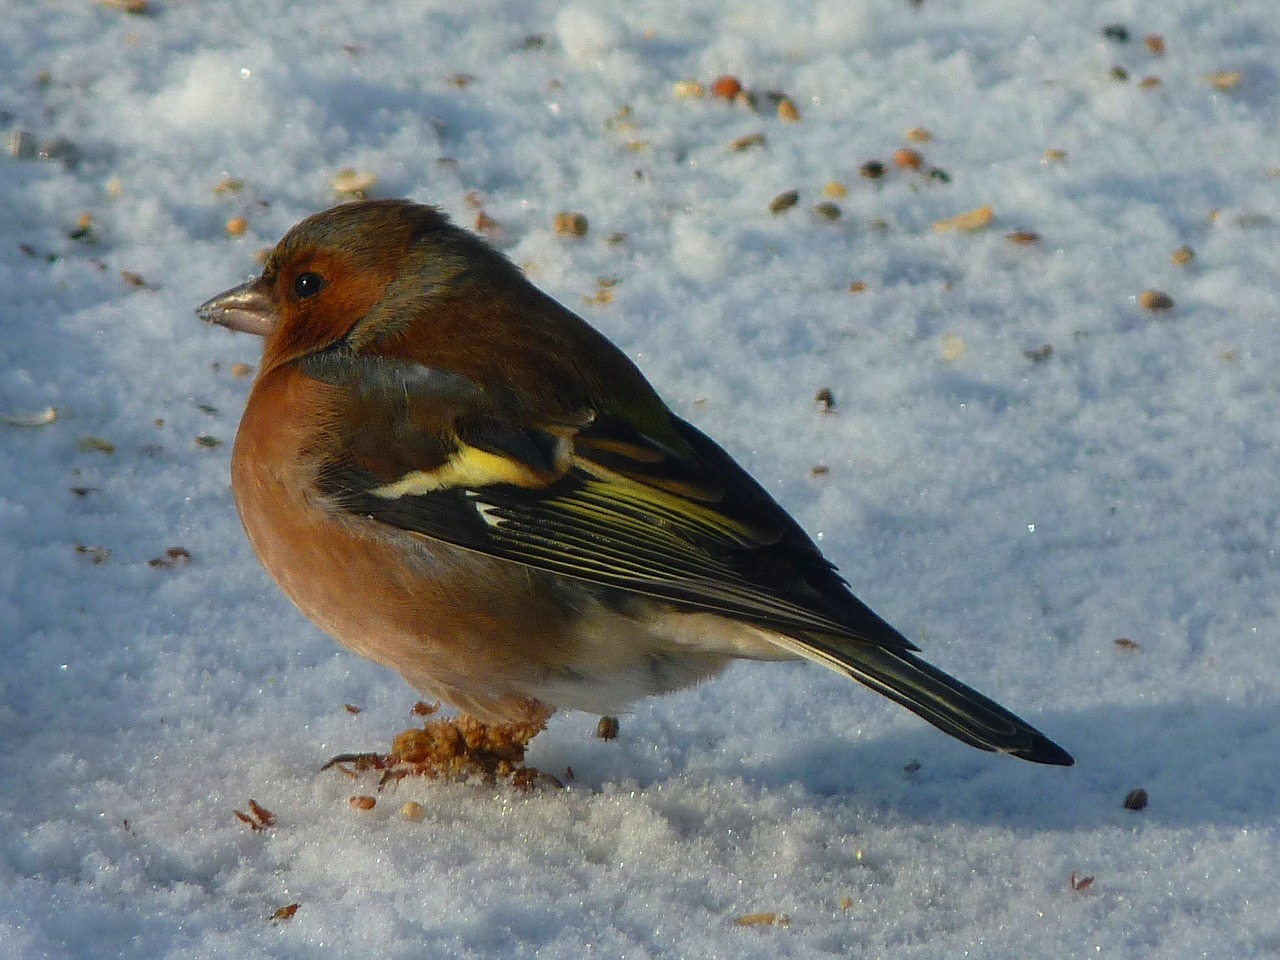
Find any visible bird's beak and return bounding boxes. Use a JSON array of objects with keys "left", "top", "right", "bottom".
[{"left": 197, "top": 280, "right": 276, "bottom": 337}]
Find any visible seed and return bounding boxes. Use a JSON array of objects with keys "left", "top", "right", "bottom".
[
  {"left": 78, "top": 436, "right": 116, "bottom": 454},
  {"left": 1, "top": 407, "right": 57, "bottom": 427},
  {"left": 1123, "top": 788, "right": 1149, "bottom": 811},
  {"left": 734, "top": 912, "right": 789, "bottom": 927},
  {"left": 812, "top": 201, "right": 842, "bottom": 221},
  {"left": 401, "top": 801, "right": 426, "bottom": 821},
  {"left": 728, "top": 133, "right": 766, "bottom": 153},
  {"left": 554, "top": 212, "right": 589, "bottom": 237},
  {"left": 768, "top": 190, "right": 799, "bottom": 214},
  {"left": 271, "top": 904, "right": 300, "bottom": 922},
  {"left": 711, "top": 75, "right": 742, "bottom": 100},
  {"left": 1138, "top": 289, "right": 1174, "bottom": 311},
  {"left": 1204, "top": 70, "right": 1243, "bottom": 91},
  {"left": 596, "top": 716, "right": 620, "bottom": 740},
  {"left": 933, "top": 205, "right": 994, "bottom": 232},
  {"left": 332, "top": 168, "right": 377, "bottom": 198},
  {"left": 893, "top": 147, "right": 923, "bottom": 169},
  {"left": 100, "top": 0, "right": 149, "bottom": 13}
]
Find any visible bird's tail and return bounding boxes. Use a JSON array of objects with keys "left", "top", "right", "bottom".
[{"left": 778, "top": 633, "right": 1073, "bottom": 766}]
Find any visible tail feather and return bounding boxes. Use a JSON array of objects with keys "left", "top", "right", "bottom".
[{"left": 780, "top": 634, "right": 1073, "bottom": 766}]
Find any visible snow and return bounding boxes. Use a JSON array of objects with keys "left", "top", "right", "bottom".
[{"left": 2, "top": 0, "right": 1278, "bottom": 957}]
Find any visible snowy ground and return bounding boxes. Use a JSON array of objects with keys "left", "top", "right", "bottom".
[{"left": 2, "top": 1, "right": 1278, "bottom": 957}]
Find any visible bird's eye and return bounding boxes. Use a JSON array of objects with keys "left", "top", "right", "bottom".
[{"left": 293, "top": 272, "right": 324, "bottom": 299}]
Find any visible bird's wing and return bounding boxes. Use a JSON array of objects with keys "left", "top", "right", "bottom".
[
  {"left": 308, "top": 352, "right": 914, "bottom": 648},
  {"left": 307, "top": 352, "right": 1074, "bottom": 766}
]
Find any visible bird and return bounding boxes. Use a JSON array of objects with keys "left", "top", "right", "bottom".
[{"left": 198, "top": 198, "right": 1072, "bottom": 774}]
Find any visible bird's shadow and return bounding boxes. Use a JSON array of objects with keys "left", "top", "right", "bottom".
[{"left": 539, "top": 699, "right": 1280, "bottom": 832}]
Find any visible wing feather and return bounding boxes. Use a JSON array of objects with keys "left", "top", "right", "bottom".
[{"left": 320, "top": 407, "right": 911, "bottom": 645}]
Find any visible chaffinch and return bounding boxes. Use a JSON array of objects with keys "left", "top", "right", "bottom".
[{"left": 198, "top": 199, "right": 1072, "bottom": 771}]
